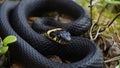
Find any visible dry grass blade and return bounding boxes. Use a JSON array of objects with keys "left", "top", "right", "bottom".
[{"left": 105, "top": 56, "right": 120, "bottom": 63}]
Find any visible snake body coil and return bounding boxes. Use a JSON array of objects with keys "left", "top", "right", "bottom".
[{"left": 0, "top": 0, "right": 103, "bottom": 68}]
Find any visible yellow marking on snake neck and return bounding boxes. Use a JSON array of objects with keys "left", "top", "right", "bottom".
[
  {"left": 45, "top": 28, "right": 63, "bottom": 42},
  {"left": 53, "top": 37, "right": 57, "bottom": 41},
  {"left": 58, "top": 40, "right": 62, "bottom": 43},
  {"left": 47, "top": 28, "right": 63, "bottom": 37},
  {"left": 45, "top": 28, "right": 68, "bottom": 44}
]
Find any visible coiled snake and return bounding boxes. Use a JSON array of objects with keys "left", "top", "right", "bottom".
[{"left": 0, "top": 0, "right": 103, "bottom": 68}]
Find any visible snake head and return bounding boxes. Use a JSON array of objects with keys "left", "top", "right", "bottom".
[
  {"left": 45, "top": 28, "right": 71, "bottom": 44},
  {"left": 58, "top": 30, "right": 71, "bottom": 42}
]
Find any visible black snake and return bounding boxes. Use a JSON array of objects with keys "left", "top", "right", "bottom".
[{"left": 0, "top": 0, "right": 103, "bottom": 68}]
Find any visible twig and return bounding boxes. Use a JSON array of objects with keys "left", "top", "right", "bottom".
[
  {"left": 108, "top": 13, "right": 120, "bottom": 27},
  {"left": 90, "top": 22, "right": 101, "bottom": 40},
  {"left": 90, "top": 22, "right": 95, "bottom": 40},
  {"left": 93, "top": 27, "right": 101, "bottom": 40},
  {"left": 99, "top": 12, "right": 120, "bottom": 33},
  {"left": 96, "top": 4, "right": 109, "bottom": 24},
  {"left": 104, "top": 56, "right": 120, "bottom": 63},
  {"left": 90, "top": 24, "right": 101, "bottom": 41},
  {"left": 89, "top": 0, "right": 94, "bottom": 40},
  {"left": 89, "top": 0, "right": 93, "bottom": 24}
]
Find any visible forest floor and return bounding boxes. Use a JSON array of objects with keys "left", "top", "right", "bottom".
[{"left": 79, "top": 0, "right": 120, "bottom": 68}]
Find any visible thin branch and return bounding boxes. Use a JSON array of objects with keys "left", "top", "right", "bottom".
[
  {"left": 90, "top": 22, "right": 95, "bottom": 40},
  {"left": 90, "top": 0, "right": 93, "bottom": 24},
  {"left": 90, "top": 22, "right": 101, "bottom": 41},
  {"left": 93, "top": 27, "right": 101, "bottom": 40},
  {"left": 108, "top": 13, "right": 120, "bottom": 27},
  {"left": 99, "top": 13, "right": 120, "bottom": 33},
  {"left": 96, "top": 4, "right": 109, "bottom": 24},
  {"left": 89, "top": 0, "right": 93, "bottom": 40}
]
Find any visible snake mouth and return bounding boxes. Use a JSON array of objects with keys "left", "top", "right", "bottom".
[{"left": 45, "top": 28, "right": 71, "bottom": 44}]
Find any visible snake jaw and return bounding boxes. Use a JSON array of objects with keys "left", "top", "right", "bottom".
[{"left": 45, "top": 28, "right": 71, "bottom": 44}]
